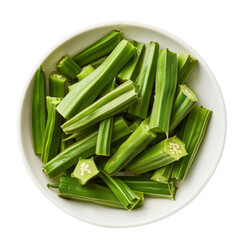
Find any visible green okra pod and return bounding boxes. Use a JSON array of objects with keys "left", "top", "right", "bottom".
[
  {"left": 60, "top": 132, "right": 75, "bottom": 152},
  {"left": 73, "top": 30, "right": 122, "bottom": 66},
  {"left": 151, "top": 164, "right": 174, "bottom": 184},
  {"left": 96, "top": 79, "right": 116, "bottom": 156},
  {"left": 119, "top": 176, "right": 176, "bottom": 199},
  {"left": 43, "top": 117, "right": 132, "bottom": 178},
  {"left": 49, "top": 71, "right": 68, "bottom": 98},
  {"left": 62, "top": 80, "right": 139, "bottom": 134},
  {"left": 128, "top": 41, "right": 159, "bottom": 119},
  {"left": 118, "top": 40, "right": 145, "bottom": 82},
  {"left": 104, "top": 119, "right": 156, "bottom": 175},
  {"left": 41, "top": 97, "right": 62, "bottom": 163},
  {"left": 172, "top": 106, "right": 212, "bottom": 181},
  {"left": 32, "top": 65, "right": 46, "bottom": 154},
  {"left": 57, "top": 56, "right": 81, "bottom": 80},
  {"left": 127, "top": 136, "right": 187, "bottom": 174},
  {"left": 149, "top": 49, "right": 178, "bottom": 134},
  {"left": 177, "top": 52, "right": 198, "bottom": 84},
  {"left": 89, "top": 55, "right": 108, "bottom": 68},
  {"left": 76, "top": 64, "right": 95, "bottom": 81},
  {"left": 99, "top": 170, "right": 141, "bottom": 210},
  {"left": 57, "top": 40, "right": 137, "bottom": 119}
]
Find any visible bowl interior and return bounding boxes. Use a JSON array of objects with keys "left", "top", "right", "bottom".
[{"left": 19, "top": 23, "right": 226, "bottom": 227}]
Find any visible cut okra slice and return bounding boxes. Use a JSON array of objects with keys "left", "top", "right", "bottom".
[
  {"left": 49, "top": 71, "right": 68, "bottom": 98},
  {"left": 127, "top": 136, "right": 187, "bottom": 174},
  {"left": 71, "top": 157, "right": 99, "bottom": 185},
  {"left": 76, "top": 64, "right": 95, "bottom": 81}
]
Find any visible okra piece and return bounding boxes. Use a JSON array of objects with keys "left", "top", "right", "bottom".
[
  {"left": 76, "top": 64, "right": 95, "bottom": 81},
  {"left": 62, "top": 80, "right": 139, "bottom": 134},
  {"left": 172, "top": 106, "right": 212, "bottom": 181},
  {"left": 68, "top": 82, "right": 78, "bottom": 92},
  {"left": 41, "top": 97, "right": 62, "bottom": 163},
  {"left": 104, "top": 119, "right": 156, "bottom": 175},
  {"left": 128, "top": 41, "right": 159, "bottom": 119},
  {"left": 90, "top": 55, "right": 108, "bottom": 68},
  {"left": 169, "top": 84, "right": 198, "bottom": 133},
  {"left": 73, "top": 30, "right": 122, "bottom": 66},
  {"left": 43, "top": 117, "right": 132, "bottom": 178},
  {"left": 58, "top": 176, "right": 143, "bottom": 209},
  {"left": 57, "top": 40, "right": 137, "bottom": 119},
  {"left": 96, "top": 79, "right": 115, "bottom": 156},
  {"left": 60, "top": 132, "right": 75, "bottom": 152},
  {"left": 177, "top": 52, "right": 198, "bottom": 84},
  {"left": 72, "top": 157, "right": 99, "bottom": 185},
  {"left": 151, "top": 164, "right": 174, "bottom": 184},
  {"left": 129, "top": 119, "right": 142, "bottom": 131},
  {"left": 99, "top": 170, "right": 140, "bottom": 210},
  {"left": 49, "top": 71, "right": 68, "bottom": 97},
  {"left": 118, "top": 40, "right": 145, "bottom": 82},
  {"left": 32, "top": 65, "right": 46, "bottom": 154},
  {"left": 149, "top": 49, "right": 178, "bottom": 133},
  {"left": 57, "top": 56, "right": 81, "bottom": 80},
  {"left": 127, "top": 136, "right": 187, "bottom": 174},
  {"left": 119, "top": 176, "right": 176, "bottom": 199}
]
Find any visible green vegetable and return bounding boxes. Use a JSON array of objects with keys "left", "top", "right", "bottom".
[
  {"left": 57, "top": 56, "right": 81, "bottom": 80},
  {"left": 73, "top": 30, "right": 122, "bottom": 66},
  {"left": 96, "top": 79, "right": 115, "bottom": 156},
  {"left": 71, "top": 157, "right": 99, "bottom": 185},
  {"left": 127, "top": 136, "right": 187, "bottom": 174},
  {"left": 151, "top": 164, "right": 173, "bottom": 184},
  {"left": 99, "top": 170, "right": 140, "bottom": 210},
  {"left": 32, "top": 65, "right": 46, "bottom": 154},
  {"left": 129, "top": 119, "right": 142, "bottom": 131},
  {"left": 128, "top": 41, "right": 159, "bottom": 119},
  {"left": 104, "top": 119, "right": 156, "bottom": 175},
  {"left": 169, "top": 84, "right": 198, "bottom": 133},
  {"left": 49, "top": 71, "right": 68, "bottom": 97},
  {"left": 90, "top": 56, "right": 108, "bottom": 68},
  {"left": 119, "top": 176, "right": 176, "bottom": 199},
  {"left": 57, "top": 40, "right": 137, "bottom": 119},
  {"left": 172, "top": 106, "right": 212, "bottom": 181},
  {"left": 118, "top": 40, "right": 145, "bottom": 82},
  {"left": 43, "top": 117, "right": 132, "bottom": 178},
  {"left": 58, "top": 176, "right": 143, "bottom": 209},
  {"left": 149, "top": 49, "right": 178, "bottom": 134},
  {"left": 76, "top": 65, "right": 95, "bottom": 81},
  {"left": 41, "top": 97, "right": 62, "bottom": 163},
  {"left": 62, "top": 80, "right": 139, "bottom": 134},
  {"left": 177, "top": 53, "right": 198, "bottom": 84},
  {"left": 60, "top": 132, "right": 75, "bottom": 152}
]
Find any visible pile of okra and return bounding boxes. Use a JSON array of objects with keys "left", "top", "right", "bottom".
[{"left": 32, "top": 30, "right": 212, "bottom": 211}]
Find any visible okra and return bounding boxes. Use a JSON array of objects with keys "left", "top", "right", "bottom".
[
  {"left": 169, "top": 84, "right": 198, "bottom": 133},
  {"left": 96, "top": 79, "right": 115, "bottom": 156},
  {"left": 62, "top": 80, "right": 139, "bottom": 134},
  {"left": 99, "top": 170, "right": 140, "bottom": 210},
  {"left": 72, "top": 157, "right": 99, "bottom": 185},
  {"left": 32, "top": 65, "right": 46, "bottom": 154},
  {"left": 118, "top": 40, "right": 145, "bottom": 82},
  {"left": 151, "top": 164, "right": 173, "bottom": 184},
  {"left": 58, "top": 176, "right": 143, "bottom": 209},
  {"left": 73, "top": 30, "right": 122, "bottom": 66},
  {"left": 127, "top": 136, "right": 187, "bottom": 174},
  {"left": 149, "top": 49, "right": 178, "bottom": 133},
  {"left": 49, "top": 71, "right": 68, "bottom": 97},
  {"left": 43, "top": 117, "right": 132, "bottom": 178},
  {"left": 57, "top": 40, "right": 137, "bottom": 119},
  {"left": 41, "top": 97, "right": 62, "bottom": 163},
  {"left": 60, "top": 132, "right": 75, "bottom": 152},
  {"left": 76, "top": 64, "right": 95, "bottom": 81},
  {"left": 90, "top": 56, "right": 108, "bottom": 68},
  {"left": 177, "top": 52, "right": 198, "bottom": 84},
  {"left": 57, "top": 56, "right": 81, "bottom": 80},
  {"left": 128, "top": 41, "right": 159, "bottom": 119},
  {"left": 119, "top": 176, "right": 176, "bottom": 199},
  {"left": 129, "top": 119, "right": 142, "bottom": 131},
  {"left": 104, "top": 119, "right": 156, "bottom": 175},
  {"left": 172, "top": 106, "right": 212, "bottom": 181}
]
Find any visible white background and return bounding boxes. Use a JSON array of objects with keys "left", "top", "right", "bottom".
[{"left": 0, "top": 0, "right": 239, "bottom": 239}]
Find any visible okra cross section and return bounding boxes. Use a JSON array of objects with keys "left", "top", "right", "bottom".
[
  {"left": 49, "top": 71, "right": 68, "bottom": 98},
  {"left": 127, "top": 136, "right": 187, "bottom": 174},
  {"left": 172, "top": 106, "right": 212, "bottom": 181}
]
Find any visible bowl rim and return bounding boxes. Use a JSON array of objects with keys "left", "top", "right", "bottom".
[{"left": 18, "top": 21, "right": 227, "bottom": 228}]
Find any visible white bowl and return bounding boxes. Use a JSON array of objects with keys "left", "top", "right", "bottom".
[{"left": 18, "top": 22, "right": 227, "bottom": 228}]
